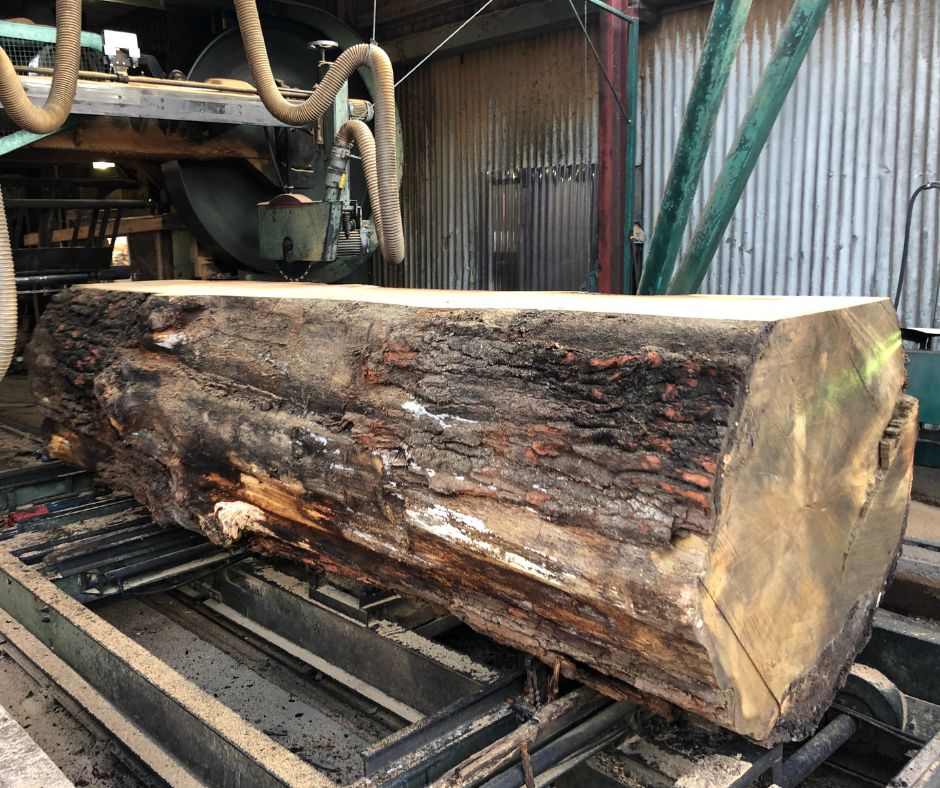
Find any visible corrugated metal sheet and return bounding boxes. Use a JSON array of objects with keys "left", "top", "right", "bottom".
[
  {"left": 641, "top": 0, "right": 940, "bottom": 325},
  {"left": 375, "top": 27, "right": 599, "bottom": 290}
]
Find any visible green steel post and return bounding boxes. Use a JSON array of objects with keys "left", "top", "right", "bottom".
[
  {"left": 637, "top": 0, "right": 753, "bottom": 295},
  {"left": 668, "top": 0, "right": 831, "bottom": 294},
  {"left": 622, "top": 16, "right": 639, "bottom": 294},
  {"left": 585, "top": 0, "right": 639, "bottom": 24}
]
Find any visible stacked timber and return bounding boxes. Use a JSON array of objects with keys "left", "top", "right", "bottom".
[{"left": 28, "top": 282, "right": 916, "bottom": 744}]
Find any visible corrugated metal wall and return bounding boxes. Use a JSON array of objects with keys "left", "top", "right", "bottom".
[
  {"left": 375, "top": 27, "right": 599, "bottom": 290},
  {"left": 641, "top": 0, "right": 940, "bottom": 325}
]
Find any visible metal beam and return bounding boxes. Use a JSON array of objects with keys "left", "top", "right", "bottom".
[
  {"left": 668, "top": 0, "right": 832, "bottom": 294},
  {"left": 623, "top": 12, "right": 640, "bottom": 294},
  {"left": 637, "top": 0, "right": 753, "bottom": 295},
  {"left": 585, "top": 0, "right": 640, "bottom": 23},
  {"left": 205, "top": 563, "right": 491, "bottom": 715},
  {"left": 0, "top": 550, "right": 335, "bottom": 788},
  {"left": 595, "top": 0, "right": 630, "bottom": 294}
]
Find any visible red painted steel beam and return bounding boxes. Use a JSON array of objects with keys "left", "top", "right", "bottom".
[{"left": 595, "top": 0, "right": 634, "bottom": 294}]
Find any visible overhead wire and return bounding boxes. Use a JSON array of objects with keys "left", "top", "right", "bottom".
[
  {"left": 565, "top": 0, "right": 631, "bottom": 122},
  {"left": 394, "top": 0, "right": 495, "bottom": 88}
]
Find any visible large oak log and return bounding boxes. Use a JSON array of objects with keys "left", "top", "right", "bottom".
[{"left": 27, "top": 282, "right": 917, "bottom": 744}]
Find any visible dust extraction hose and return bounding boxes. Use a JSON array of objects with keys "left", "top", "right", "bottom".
[
  {"left": 233, "top": 0, "right": 405, "bottom": 264},
  {"left": 0, "top": 0, "right": 83, "bottom": 381},
  {"left": 0, "top": 0, "right": 81, "bottom": 134},
  {"left": 337, "top": 120, "right": 384, "bottom": 249}
]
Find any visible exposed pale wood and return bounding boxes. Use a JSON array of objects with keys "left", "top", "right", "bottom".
[
  {"left": 80, "top": 279, "right": 884, "bottom": 319},
  {"left": 27, "top": 283, "right": 916, "bottom": 744},
  {"left": 20, "top": 214, "right": 182, "bottom": 247}
]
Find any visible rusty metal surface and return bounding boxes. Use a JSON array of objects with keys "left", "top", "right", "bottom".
[
  {"left": 374, "top": 26, "right": 599, "bottom": 291},
  {"left": 640, "top": 0, "right": 940, "bottom": 325}
]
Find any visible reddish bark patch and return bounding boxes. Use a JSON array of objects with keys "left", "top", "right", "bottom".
[
  {"left": 362, "top": 366, "right": 386, "bottom": 384},
  {"left": 383, "top": 338, "right": 418, "bottom": 366},
  {"left": 531, "top": 441, "right": 563, "bottom": 458},
  {"left": 680, "top": 471, "right": 712, "bottom": 490},
  {"left": 589, "top": 353, "right": 639, "bottom": 369},
  {"left": 658, "top": 481, "right": 711, "bottom": 515}
]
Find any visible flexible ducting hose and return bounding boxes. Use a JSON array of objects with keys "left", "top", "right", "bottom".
[
  {"left": 0, "top": 0, "right": 81, "bottom": 134},
  {"left": 233, "top": 0, "right": 405, "bottom": 264},
  {"left": 337, "top": 120, "right": 384, "bottom": 249},
  {"left": 0, "top": 191, "right": 16, "bottom": 382},
  {"left": 0, "top": 0, "right": 82, "bottom": 381}
]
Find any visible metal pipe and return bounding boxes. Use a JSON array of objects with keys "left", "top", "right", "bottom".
[
  {"left": 668, "top": 0, "right": 832, "bottom": 294},
  {"left": 893, "top": 182, "right": 940, "bottom": 312},
  {"left": 778, "top": 714, "right": 857, "bottom": 787},
  {"left": 15, "top": 267, "right": 133, "bottom": 288},
  {"left": 637, "top": 0, "right": 754, "bottom": 295},
  {"left": 5, "top": 199, "right": 149, "bottom": 210}
]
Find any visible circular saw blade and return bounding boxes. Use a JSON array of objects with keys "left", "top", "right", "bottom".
[{"left": 164, "top": 18, "right": 369, "bottom": 278}]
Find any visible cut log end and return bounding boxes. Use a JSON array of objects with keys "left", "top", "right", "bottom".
[{"left": 27, "top": 282, "right": 915, "bottom": 744}]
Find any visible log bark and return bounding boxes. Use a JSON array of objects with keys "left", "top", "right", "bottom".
[{"left": 27, "top": 281, "right": 917, "bottom": 744}]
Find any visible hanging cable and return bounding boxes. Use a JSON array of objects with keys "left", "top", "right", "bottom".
[
  {"left": 394, "top": 0, "right": 494, "bottom": 88},
  {"left": 893, "top": 181, "right": 940, "bottom": 312},
  {"left": 566, "top": 0, "right": 631, "bottom": 122}
]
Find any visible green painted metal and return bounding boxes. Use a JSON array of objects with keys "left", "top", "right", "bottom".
[
  {"left": 907, "top": 350, "right": 940, "bottom": 425},
  {"left": 0, "top": 20, "right": 103, "bottom": 51},
  {"left": 622, "top": 11, "right": 639, "bottom": 294},
  {"left": 0, "top": 128, "right": 53, "bottom": 156},
  {"left": 668, "top": 0, "right": 832, "bottom": 294},
  {"left": 637, "top": 0, "right": 753, "bottom": 295},
  {"left": 0, "top": 467, "right": 93, "bottom": 516},
  {"left": 585, "top": 0, "right": 639, "bottom": 24},
  {"left": 914, "top": 434, "right": 940, "bottom": 469},
  {"left": 0, "top": 117, "right": 78, "bottom": 157}
]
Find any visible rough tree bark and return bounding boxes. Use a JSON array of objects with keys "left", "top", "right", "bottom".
[{"left": 27, "top": 282, "right": 917, "bottom": 744}]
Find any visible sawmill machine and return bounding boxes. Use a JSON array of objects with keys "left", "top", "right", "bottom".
[
  {"left": 162, "top": 16, "right": 404, "bottom": 281},
  {"left": 0, "top": 1, "right": 404, "bottom": 302}
]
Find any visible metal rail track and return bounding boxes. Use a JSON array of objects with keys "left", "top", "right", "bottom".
[{"left": 1, "top": 448, "right": 939, "bottom": 787}]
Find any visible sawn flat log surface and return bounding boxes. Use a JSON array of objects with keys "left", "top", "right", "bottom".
[{"left": 28, "top": 282, "right": 917, "bottom": 744}]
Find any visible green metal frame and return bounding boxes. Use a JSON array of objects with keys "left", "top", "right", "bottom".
[
  {"left": 904, "top": 350, "right": 940, "bottom": 468},
  {"left": 0, "top": 20, "right": 103, "bottom": 51},
  {"left": 0, "top": 20, "right": 97, "bottom": 157},
  {"left": 637, "top": 0, "right": 753, "bottom": 295},
  {"left": 908, "top": 350, "right": 940, "bottom": 425},
  {"left": 668, "top": 0, "right": 832, "bottom": 293}
]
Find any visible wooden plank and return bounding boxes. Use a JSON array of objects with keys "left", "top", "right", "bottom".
[{"left": 20, "top": 214, "right": 183, "bottom": 247}]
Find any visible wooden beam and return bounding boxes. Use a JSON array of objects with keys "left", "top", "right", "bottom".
[
  {"left": 8, "top": 117, "right": 268, "bottom": 162},
  {"left": 20, "top": 214, "right": 183, "bottom": 248}
]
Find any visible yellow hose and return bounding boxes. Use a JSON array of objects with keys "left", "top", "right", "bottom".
[
  {"left": 0, "top": 0, "right": 82, "bottom": 380},
  {"left": 0, "top": 0, "right": 82, "bottom": 134},
  {"left": 233, "top": 0, "right": 404, "bottom": 264},
  {"left": 0, "top": 190, "right": 15, "bottom": 382},
  {"left": 337, "top": 120, "right": 384, "bottom": 250}
]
